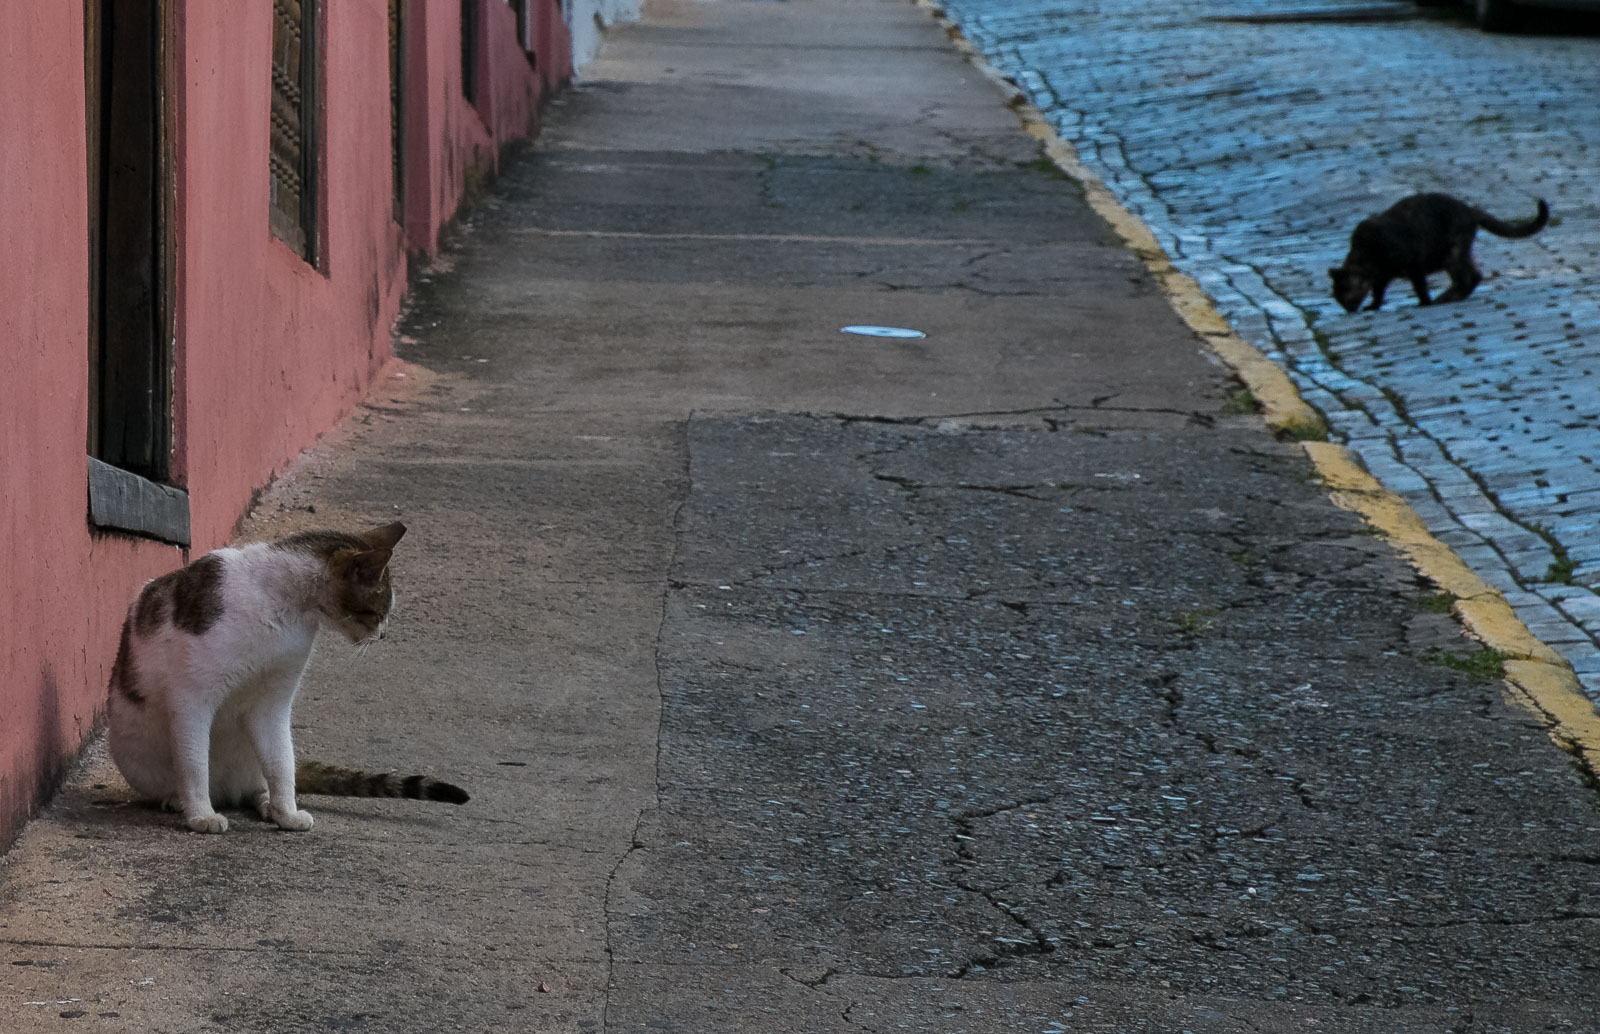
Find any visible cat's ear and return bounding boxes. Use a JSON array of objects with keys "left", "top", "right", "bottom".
[
  {"left": 346, "top": 546, "right": 394, "bottom": 583},
  {"left": 362, "top": 522, "right": 407, "bottom": 551}
]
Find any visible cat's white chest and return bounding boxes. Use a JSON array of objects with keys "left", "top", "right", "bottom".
[{"left": 219, "top": 622, "right": 317, "bottom": 688}]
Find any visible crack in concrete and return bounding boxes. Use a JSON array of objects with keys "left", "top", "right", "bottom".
[
  {"left": 601, "top": 817, "right": 651, "bottom": 1034},
  {"left": 1149, "top": 670, "right": 1182, "bottom": 723},
  {"left": 808, "top": 402, "right": 1217, "bottom": 428},
  {"left": 944, "top": 796, "right": 1057, "bottom": 977},
  {"left": 873, "top": 473, "right": 1052, "bottom": 501},
  {"left": 777, "top": 964, "right": 860, "bottom": 1025},
  {"left": 960, "top": 248, "right": 1006, "bottom": 268},
  {"left": 778, "top": 966, "right": 840, "bottom": 990},
  {"left": 982, "top": 888, "right": 1058, "bottom": 955},
  {"left": 1149, "top": 671, "right": 1323, "bottom": 812},
  {"left": 869, "top": 278, "right": 1045, "bottom": 297},
  {"left": 929, "top": 126, "right": 1023, "bottom": 167},
  {"left": 951, "top": 796, "right": 1055, "bottom": 824},
  {"left": 811, "top": 407, "right": 1066, "bottom": 426},
  {"left": 1284, "top": 909, "right": 1600, "bottom": 941},
  {"left": 601, "top": 421, "right": 689, "bottom": 1033},
  {"left": 1206, "top": 814, "right": 1287, "bottom": 846}
]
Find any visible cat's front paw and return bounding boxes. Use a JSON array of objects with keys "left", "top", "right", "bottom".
[
  {"left": 270, "top": 807, "right": 314, "bottom": 832},
  {"left": 186, "top": 812, "right": 229, "bottom": 834}
]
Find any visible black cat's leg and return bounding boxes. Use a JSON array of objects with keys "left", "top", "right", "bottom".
[
  {"left": 1366, "top": 279, "right": 1391, "bottom": 310},
  {"left": 1436, "top": 241, "right": 1482, "bottom": 303},
  {"left": 1439, "top": 260, "right": 1482, "bottom": 303},
  {"left": 1409, "top": 275, "right": 1432, "bottom": 306}
]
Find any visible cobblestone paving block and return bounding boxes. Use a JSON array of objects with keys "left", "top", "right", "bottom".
[{"left": 940, "top": 0, "right": 1600, "bottom": 693}]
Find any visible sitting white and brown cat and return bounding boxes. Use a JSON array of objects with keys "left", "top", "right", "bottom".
[{"left": 108, "top": 522, "right": 468, "bottom": 834}]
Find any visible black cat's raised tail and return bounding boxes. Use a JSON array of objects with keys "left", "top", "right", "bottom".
[{"left": 1476, "top": 199, "right": 1549, "bottom": 239}]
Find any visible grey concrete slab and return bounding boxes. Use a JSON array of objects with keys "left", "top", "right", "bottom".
[{"left": 611, "top": 402, "right": 1600, "bottom": 1028}]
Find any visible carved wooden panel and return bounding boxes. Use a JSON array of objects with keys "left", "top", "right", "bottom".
[
  {"left": 390, "top": 0, "right": 404, "bottom": 223},
  {"left": 270, "top": 0, "right": 313, "bottom": 256}
]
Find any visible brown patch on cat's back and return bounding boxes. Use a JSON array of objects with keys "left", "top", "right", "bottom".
[
  {"left": 168, "top": 553, "right": 226, "bottom": 635},
  {"left": 131, "top": 551, "right": 225, "bottom": 638},
  {"left": 109, "top": 621, "right": 145, "bottom": 705},
  {"left": 132, "top": 579, "right": 169, "bottom": 636}
]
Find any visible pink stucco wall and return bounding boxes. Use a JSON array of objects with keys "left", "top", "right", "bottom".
[
  {"left": 537, "top": 0, "right": 575, "bottom": 93},
  {"left": 0, "top": 0, "right": 567, "bottom": 852},
  {"left": 0, "top": 3, "right": 183, "bottom": 850},
  {"left": 406, "top": 0, "right": 570, "bottom": 255},
  {"left": 177, "top": 1, "right": 411, "bottom": 548}
]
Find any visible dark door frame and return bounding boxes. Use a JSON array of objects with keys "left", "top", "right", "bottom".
[{"left": 85, "top": 0, "right": 189, "bottom": 543}]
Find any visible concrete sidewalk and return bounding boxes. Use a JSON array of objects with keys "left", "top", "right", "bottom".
[{"left": 6, "top": 0, "right": 1600, "bottom": 1031}]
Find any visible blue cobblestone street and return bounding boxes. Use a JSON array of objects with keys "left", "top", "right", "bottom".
[{"left": 936, "top": 0, "right": 1600, "bottom": 690}]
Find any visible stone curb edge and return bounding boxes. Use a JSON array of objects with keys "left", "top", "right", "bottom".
[{"left": 913, "top": 0, "right": 1600, "bottom": 781}]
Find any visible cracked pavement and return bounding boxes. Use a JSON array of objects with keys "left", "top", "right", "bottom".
[
  {"left": 6, "top": 0, "right": 1600, "bottom": 1031},
  {"left": 623, "top": 414, "right": 1600, "bottom": 1030}
]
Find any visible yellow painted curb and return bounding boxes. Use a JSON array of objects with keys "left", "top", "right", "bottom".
[
  {"left": 922, "top": 0, "right": 1600, "bottom": 774},
  {"left": 1504, "top": 661, "right": 1600, "bottom": 778}
]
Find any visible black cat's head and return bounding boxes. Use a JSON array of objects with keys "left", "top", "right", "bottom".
[{"left": 1328, "top": 266, "right": 1370, "bottom": 314}]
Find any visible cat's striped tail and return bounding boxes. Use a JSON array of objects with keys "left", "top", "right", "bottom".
[{"left": 295, "top": 761, "right": 470, "bottom": 804}]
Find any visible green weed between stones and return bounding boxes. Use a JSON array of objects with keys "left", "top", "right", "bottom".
[
  {"left": 1545, "top": 545, "right": 1576, "bottom": 585},
  {"left": 1172, "top": 607, "right": 1220, "bottom": 636},
  {"left": 1416, "top": 591, "right": 1458, "bottom": 614},
  {"left": 1528, "top": 521, "right": 1575, "bottom": 584},
  {"left": 1016, "top": 155, "right": 1069, "bottom": 180},
  {"left": 1014, "top": 154, "right": 1087, "bottom": 199},
  {"left": 1421, "top": 646, "right": 1512, "bottom": 682},
  {"left": 1221, "top": 385, "right": 1259, "bottom": 416},
  {"left": 1283, "top": 417, "right": 1328, "bottom": 443}
]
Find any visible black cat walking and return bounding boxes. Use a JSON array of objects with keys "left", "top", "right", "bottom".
[{"left": 1328, "top": 193, "right": 1548, "bottom": 312}]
